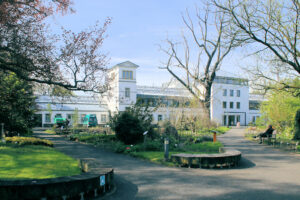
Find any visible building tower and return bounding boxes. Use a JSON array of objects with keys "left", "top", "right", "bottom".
[{"left": 107, "top": 61, "right": 139, "bottom": 114}]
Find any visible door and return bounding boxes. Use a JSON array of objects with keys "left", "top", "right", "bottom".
[
  {"left": 33, "top": 114, "right": 42, "bottom": 127},
  {"left": 228, "top": 115, "right": 235, "bottom": 126}
]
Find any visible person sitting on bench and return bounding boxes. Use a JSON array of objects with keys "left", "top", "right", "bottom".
[{"left": 258, "top": 125, "right": 274, "bottom": 144}]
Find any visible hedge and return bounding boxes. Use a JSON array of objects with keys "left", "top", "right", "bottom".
[{"left": 5, "top": 137, "right": 53, "bottom": 147}]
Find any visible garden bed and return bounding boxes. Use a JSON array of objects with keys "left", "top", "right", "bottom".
[{"left": 0, "top": 158, "right": 114, "bottom": 200}]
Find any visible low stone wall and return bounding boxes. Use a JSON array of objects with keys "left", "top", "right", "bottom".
[
  {"left": 171, "top": 149, "right": 241, "bottom": 168},
  {"left": 0, "top": 159, "right": 113, "bottom": 200}
]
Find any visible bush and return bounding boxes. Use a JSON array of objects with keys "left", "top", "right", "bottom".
[
  {"left": 69, "top": 133, "right": 116, "bottom": 144},
  {"left": 109, "top": 105, "right": 153, "bottom": 145},
  {"left": 184, "top": 142, "right": 222, "bottom": 153},
  {"left": 214, "top": 126, "right": 230, "bottom": 134},
  {"left": 5, "top": 136, "right": 53, "bottom": 147},
  {"left": 114, "top": 112, "right": 144, "bottom": 144},
  {"left": 162, "top": 121, "right": 178, "bottom": 138}
]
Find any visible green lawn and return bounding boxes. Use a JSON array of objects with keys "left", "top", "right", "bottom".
[{"left": 0, "top": 144, "right": 81, "bottom": 180}]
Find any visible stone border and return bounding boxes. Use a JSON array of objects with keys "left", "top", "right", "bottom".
[
  {"left": 171, "top": 149, "right": 241, "bottom": 168},
  {"left": 0, "top": 159, "right": 113, "bottom": 200}
]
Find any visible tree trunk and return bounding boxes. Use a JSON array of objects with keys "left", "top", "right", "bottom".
[
  {"left": 293, "top": 109, "right": 300, "bottom": 140},
  {"left": 203, "top": 84, "right": 212, "bottom": 119}
]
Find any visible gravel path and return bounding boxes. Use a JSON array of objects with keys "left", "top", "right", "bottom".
[{"left": 35, "top": 128, "right": 300, "bottom": 200}]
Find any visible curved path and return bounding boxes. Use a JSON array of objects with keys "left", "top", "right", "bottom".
[{"left": 35, "top": 128, "right": 300, "bottom": 200}]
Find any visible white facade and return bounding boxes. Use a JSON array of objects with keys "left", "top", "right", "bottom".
[
  {"left": 35, "top": 61, "right": 262, "bottom": 127},
  {"left": 211, "top": 77, "right": 250, "bottom": 126}
]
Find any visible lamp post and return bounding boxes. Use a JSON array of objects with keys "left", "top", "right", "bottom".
[
  {"left": 143, "top": 131, "right": 148, "bottom": 150},
  {"left": 164, "top": 137, "right": 169, "bottom": 161}
]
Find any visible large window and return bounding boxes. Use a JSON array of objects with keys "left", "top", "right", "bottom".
[
  {"left": 230, "top": 102, "right": 234, "bottom": 109},
  {"left": 237, "top": 115, "right": 240, "bottom": 123},
  {"left": 237, "top": 90, "right": 240, "bottom": 97},
  {"left": 101, "top": 114, "right": 107, "bottom": 123},
  {"left": 158, "top": 114, "right": 163, "bottom": 121},
  {"left": 122, "top": 70, "right": 133, "bottom": 79},
  {"left": 45, "top": 114, "right": 51, "bottom": 123},
  {"left": 223, "top": 115, "right": 227, "bottom": 126},
  {"left": 236, "top": 102, "right": 240, "bottom": 109},
  {"left": 67, "top": 114, "right": 72, "bottom": 120},
  {"left": 55, "top": 113, "right": 62, "bottom": 118},
  {"left": 223, "top": 101, "right": 227, "bottom": 108},
  {"left": 125, "top": 88, "right": 130, "bottom": 98},
  {"left": 81, "top": 114, "right": 86, "bottom": 123},
  {"left": 223, "top": 89, "right": 227, "bottom": 96},
  {"left": 230, "top": 89, "right": 234, "bottom": 96}
]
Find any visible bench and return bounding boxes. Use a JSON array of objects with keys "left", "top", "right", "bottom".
[
  {"left": 261, "top": 130, "right": 277, "bottom": 145},
  {"left": 260, "top": 130, "right": 299, "bottom": 152}
]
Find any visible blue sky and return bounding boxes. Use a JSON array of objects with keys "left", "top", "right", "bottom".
[{"left": 47, "top": 0, "right": 249, "bottom": 86}]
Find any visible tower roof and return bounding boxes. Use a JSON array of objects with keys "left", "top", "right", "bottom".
[{"left": 111, "top": 61, "right": 139, "bottom": 69}]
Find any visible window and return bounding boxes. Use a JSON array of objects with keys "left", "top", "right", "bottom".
[
  {"left": 223, "top": 115, "right": 227, "bottom": 126},
  {"left": 237, "top": 90, "right": 240, "bottom": 97},
  {"left": 45, "top": 114, "right": 51, "bottom": 123},
  {"left": 122, "top": 70, "right": 133, "bottom": 79},
  {"left": 158, "top": 114, "right": 163, "bottom": 121},
  {"left": 252, "top": 116, "right": 256, "bottom": 123},
  {"left": 249, "top": 100, "right": 260, "bottom": 110},
  {"left": 55, "top": 113, "right": 62, "bottom": 118},
  {"left": 81, "top": 114, "right": 86, "bottom": 123},
  {"left": 236, "top": 102, "right": 240, "bottom": 109},
  {"left": 223, "top": 89, "right": 227, "bottom": 96},
  {"left": 101, "top": 114, "right": 107, "bottom": 123},
  {"left": 230, "top": 90, "right": 234, "bottom": 96},
  {"left": 230, "top": 102, "right": 234, "bottom": 109},
  {"left": 237, "top": 115, "right": 240, "bottom": 122},
  {"left": 223, "top": 101, "right": 227, "bottom": 108},
  {"left": 67, "top": 114, "right": 72, "bottom": 120},
  {"left": 125, "top": 88, "right": 130, "bottom": 98}
]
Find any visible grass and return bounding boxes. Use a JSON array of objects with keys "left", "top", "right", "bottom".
[
  {"left": 130, "top": 149, "right": 222, "bottom": 167},
  {"left": 44, "top": 129, "right": 56, "bottom": 134},
  {"left": 0, "top": 144, "right": 81, "bottom": 180},
  {"left": 178, "top": 126, "right": 230, "bottom": 136},
  {"left": 129, "top": 142, "right": 223, "bottom": 166}
]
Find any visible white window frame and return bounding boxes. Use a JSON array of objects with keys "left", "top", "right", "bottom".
[
  {"left": 236, "top": 102, "right": 240, "bottom": 109},
  {"left": 230, "top": 90, "right": 234, "bottom": 97},
  {"left": 122, "top": 70, "right": 133, "bottom": 79},
  {"left": 45, "top": 113, "right": 51, "bottom": 123},
  {"left": 125, "top": 88, "right": 130, "bottom": 98},
  {"left": 101, "top": 114, "right": 107, "bottom": 123},
  {"left": 237, "top": 90, "right": 241, "bottom": 97}
]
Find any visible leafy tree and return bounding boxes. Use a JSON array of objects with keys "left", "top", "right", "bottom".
[
  {"left": 0, "top": 72, "right": 36, "bottom": 136},
  {"left": 259, "top": 84, "right": 300, "bottom": 139},
  {"left": 0, "top": 0, "right": 111, "bottom": 93},
  {"left": 109, "top": 105, "right": 153, "bottom": 144}
]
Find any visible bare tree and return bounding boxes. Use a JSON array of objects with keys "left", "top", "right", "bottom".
[
  {"left": 213, "top": 0, "right": 300, "bottom": 95},
  {"left": 160, "top": 5, "right": 238, "bottom": 117},
  {"left": 0, "top": 0, "right": 111, "bottom": 94}
]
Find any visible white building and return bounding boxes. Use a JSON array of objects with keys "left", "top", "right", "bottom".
[{"left": 34, "top": 61, "right": 261, "bottom": 127}]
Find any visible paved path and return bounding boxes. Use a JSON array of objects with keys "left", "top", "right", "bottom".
[{"left": 35, "top": 128, "right": 300, "bottom": 200}]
